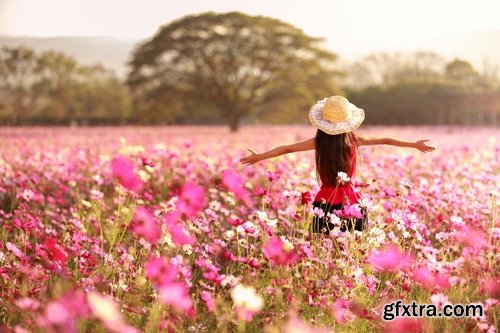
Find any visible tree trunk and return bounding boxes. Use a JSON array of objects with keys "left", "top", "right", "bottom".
[
  {"left": 228, "top": 116, "right": 240, "bottom": 132},
  {"left": 226, "top": 108, "right": 241, "bottom": 132}
]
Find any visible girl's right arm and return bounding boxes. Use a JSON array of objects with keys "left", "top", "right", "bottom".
[{"left": 355, "top": 134, "right": 436, "bottom": 153}]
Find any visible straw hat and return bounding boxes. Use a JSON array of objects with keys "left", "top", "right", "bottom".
[{"left": 309, "top": 95, "right": 365, "bottom": 135}]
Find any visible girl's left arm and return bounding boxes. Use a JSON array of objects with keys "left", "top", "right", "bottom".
[{"left": 240, "top": 138, "right": 315, "bottom": 166}]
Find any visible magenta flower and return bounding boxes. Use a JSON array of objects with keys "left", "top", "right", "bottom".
[
  {"left": 383, "top": 317, "right": 423, "bottom": 333},
  {"left": 168, "top": 224, "right": 196, "bottom": 246},
  {"left": 454, "top": 226, "right": 489, "bottom": 251},
  {"left": 265, "top": 170, "right": 281, "bottom": 181},
  {"left": 158, "top": 282, "right": 194, "bottom": 314},
  {"left": 176, "top": 182, "right": 207, "bottom": 217},
  {"left": 412, "top": 265, "right": 440, "bottom": 290},
  {"left": 132, "top": 206, "right": 161, "bottom": 245},
  {"left": 367, "top": 244, "right": 414, "bottom": 273},
  {"left": 413, "top": 265, "right": 452, "bottom": 290},
  {"left": 333, "top": 299, "right": 355, "bottom": 324},
  {"left": 144, "top": 257, "right": 195, "bottom": 317},
  {"left": 110, "top": 156, "right": 142, "bottom": 192},
  {"left": 140, "top": 156, "right": 155, "bottom": 167},
  {"left": 332, "top": 298, "right": 371, "bottom": 324},
  {"left": 283, "top": 317, "right": 331, "bottom": 333},
  {"left": 43, "top": 238, "right": 69, "bottom": 266},
  {"left": 162, "top": 210, "right": 196, "bottom": 246},
  {"left": 145, "top": 256, "right": 178, "bottom": 288},
  {"left": 430, "top": 293, "right": 451, "bottom": 310},
  {"left": 37, "top": 291, "right": 88, "bottom": 333},
  {"left": 480, "top": 277, "right": 500, "bottom": 299},
  {"left": 263, "top": 237, "right": 298, "bottom": 266},
  {"left": 341, "top": 203, "right": 364, "bottom": 219},
  {"left": 222, "top": 169, "right": 247, "bottom": 200},
  {"left": 14, "top": 297, "right": 40, "bottom": 311},
  {"left": 201, "top": 291, "right": 215, "bottom": 312}
]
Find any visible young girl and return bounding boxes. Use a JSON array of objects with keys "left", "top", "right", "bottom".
[{"left": 240, "top": 95, "right": 435, "bottom": 235}]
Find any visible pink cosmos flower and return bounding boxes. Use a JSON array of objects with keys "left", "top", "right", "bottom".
[
  {"left": 383, "top": 317, "right": 423, "bottom": 333},
  {"left": 87, "top": 292, "right": 139, "bottom": 333},
  {"left": 254, "top": 186, "right": 269, "bottom": 196},
  {"left": 168, "top": 224, "right": 196, "bottom": 246},
  {"left": 455, "top": 226, "right": 488, "bottom": 251},
  {"left": 228, "top": 217, "right": 245, "bottom": 226},
  {"left": 480, "top": 277, "right": 500, "bottom": 299},
  {"left": 14, "top": 297, "right": 40, "bottom": 311},
  {"left": 222, "top": 169, "right": 247, "bottom": 200},
  {"left": 132, "top": 206, "right": 161, "bottom": 245},
  {"left": 341, "top": 204, "right": 364, "bottom": 219},
  {"left": 140, "top": 156, "right": 155, "bottom": 167},
  {"left": 367, "top": 244, "right": 414, "bottom": 273},
  {"left": 145, "top": 256, "right": 178, "bottom": 288},
  {"left": 333, "top": 298, "right": 371, "bottom": 324},
  {"left": 283, "top": 317, "right": 331, "bottom": 333},
  {"left": 430, "top": 293, "right": 451, "bottom": 310},
  {"left": 13, "top": 216, "right": 37, "bottom": 232},
  {"left": 263, "top": 237, "right": 298, "bottom": 266},
  {"left": 412, "top": 265, "right": 450, "bottom": 290},
  {"left": 6, "top": 242, "right": 27, "bottom": 260},
  {"left": 176, "top": 182, "right": 207, "bottom": 217},
  {"left": 110, "top": 156, "right": 142, "bottom": 192},
  {"left": 43, "top": 238, "right": 69, "bottom": 266},
  {"left": 201, "top": 291, "right": 215, "bottom": 312},
  {"left": 333, "top": 299, "right": 355, "bottom": 324},
  {"left": 265, "top": 170, "right": 281, "bottom": 181},
  {"left": 41, "top": 301, "right": 75, "bottom": 332},
  {"left": 37, "top": 291, "right": 88, "bottom": 333},
  {"left": 158, "top": 282, "right": 194, "bottom": 314}
]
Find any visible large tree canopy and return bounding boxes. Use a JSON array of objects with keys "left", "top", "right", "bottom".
[{"left": 127, "top": 11, "right": 342, "bottom": 131}]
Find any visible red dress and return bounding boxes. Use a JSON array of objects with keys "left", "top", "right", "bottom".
[{"left": 314, "top": 144, "right": 361, "bottom": 206}]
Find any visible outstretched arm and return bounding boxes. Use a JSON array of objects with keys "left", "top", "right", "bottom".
[
  {"left": 240, "top": 138, "right": 315, "bottom": 165},
  {"left": 356, "top": 134, "right": 436, "bottom": 153}
]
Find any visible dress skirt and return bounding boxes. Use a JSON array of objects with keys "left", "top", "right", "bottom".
[{"left": 311, "top": 200, "right": 368, "bottom": 234}]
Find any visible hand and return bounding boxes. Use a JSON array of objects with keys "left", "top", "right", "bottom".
[
  {"left": 415, "top": 139, "right": 436, "bottom": 153},
  {"left": 240, "top": 149, "right": 260, "bottom": 166}
]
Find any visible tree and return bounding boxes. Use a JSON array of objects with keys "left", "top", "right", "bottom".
[
  {"left": 356, "top": 51, "right": 445, "bottom": 87},
  {"left": 0, "top": 47, "right": 37, "bottom": 125},
  {"left": 127, "top": 11, "right": 342, "bottom": 131}
]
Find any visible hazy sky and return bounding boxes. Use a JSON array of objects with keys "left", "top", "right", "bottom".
[{"left": 1, "top": 0, "right": 500, "bottom": 59}]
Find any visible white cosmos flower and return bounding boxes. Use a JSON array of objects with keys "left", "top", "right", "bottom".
[
  {"left": 368, "top": 226, "right": 386, "bottom": 244},
  {"left": 359, "top": 197, "right": 373, "bottom": 211},
  {"left": 337, "top": 172, "right": 350, "bottom": 184},
  {"left": 279, "top": 236, "right": 294, "bottom": 251},
  {"left": 312, "top": 207, "right": 324, "bottom": 218},
  {"left": 231, "top": 284, "right": 264, "bottom": 312},
  {"left": 326, "top": 212, "right": 341, "bottom": 226}
]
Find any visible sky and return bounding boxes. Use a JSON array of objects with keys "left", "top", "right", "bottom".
[{"left": 1, "top": 0, "right": 500, "bottom": 60}]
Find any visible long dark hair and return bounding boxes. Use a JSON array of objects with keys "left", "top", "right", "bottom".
[{"left": 315, "top": 129, "right": 358, "bottom": 187}]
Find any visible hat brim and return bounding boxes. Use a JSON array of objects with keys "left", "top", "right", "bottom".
[{"left": 309, "top": 100, "right": 365, "bottom": 135}]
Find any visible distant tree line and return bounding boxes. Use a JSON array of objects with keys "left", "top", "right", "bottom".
[
  {"left": 344, "top": 52, "right": 500, "bottom": 126},
  {"left": 0, "top": 12, "right": 499, "bottom": 128},
  {"left": 0, "top": 47, "right": 130, "bottom": 125}
]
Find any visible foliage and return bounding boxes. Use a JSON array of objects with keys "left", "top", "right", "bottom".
[
  {"left": 127, "top": 12, "right": 343, "bottom": 131},
  {"left": 0, "top": 47, "right": 131, "bottom": 125}
]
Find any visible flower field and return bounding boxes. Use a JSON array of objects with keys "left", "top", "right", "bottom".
[{"left": 0, "top": 126, "right": 498, "bottom": 333}]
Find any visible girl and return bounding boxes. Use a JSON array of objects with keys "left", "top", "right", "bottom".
[{"left": 240, "top": 95, "right": 435, "bottom": 235}]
